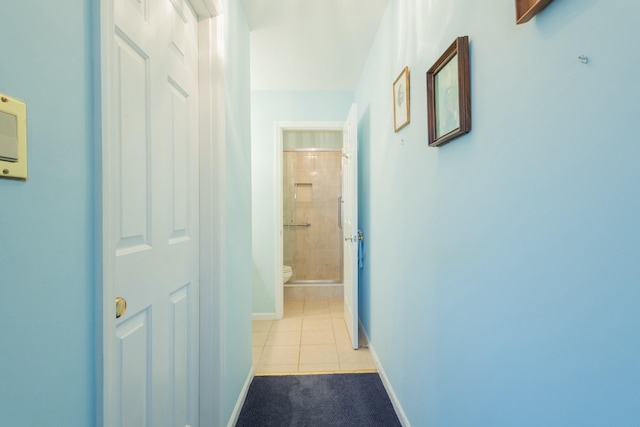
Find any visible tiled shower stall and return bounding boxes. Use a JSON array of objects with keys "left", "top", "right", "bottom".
[{"left": 283, "top": 131, "right": 343, "bottom": 282}]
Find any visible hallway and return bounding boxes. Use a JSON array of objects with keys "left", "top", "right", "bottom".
[{"left": 253, "top": 286, "right": 375, "bottom": 374}]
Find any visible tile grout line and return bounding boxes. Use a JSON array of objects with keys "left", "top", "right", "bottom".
[{"left": 254, "top": 289, "right": 375, "bottom": 375}]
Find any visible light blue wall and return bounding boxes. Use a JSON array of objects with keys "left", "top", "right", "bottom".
[
  {"left": 0, "top": 1, "right": 253, "bottom": 425},
  {"left": 356, "top": 0, "right": 640, "bottom": 425},
  {"left": 251, "top": 91, "right": 354, "bottom": 314},
  {"left": 220, "top": 0, "right": 254, "bottom": 423},
  {"left": 0, "top": 1, "right": 95, "bottom": 425}
]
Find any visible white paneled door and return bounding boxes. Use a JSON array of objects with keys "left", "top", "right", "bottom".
[
  {"left": 342, "top": 104, "right": 359, "bottom": 349},
  {"left": 112, "top": 0, "right": 199, "bottom": 426}
]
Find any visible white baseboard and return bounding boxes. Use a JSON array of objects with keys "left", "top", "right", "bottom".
[
  {"left": 226, "top": 366, "right": 255, "bottom": 427},
  {"left": 360, "top": 324, "right": 411, "bottom": 427},
  {"left": 252, "top": 312, "right": 277, "bottom": 320}
]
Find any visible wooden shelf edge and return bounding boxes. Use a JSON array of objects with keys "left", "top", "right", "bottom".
[{"left": 515, "top": 0, "right": 553, "bottom": 24}]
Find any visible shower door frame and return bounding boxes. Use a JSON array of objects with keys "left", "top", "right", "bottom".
[{"left": 274, "top": 121, "right": 344, "bottom": 319}]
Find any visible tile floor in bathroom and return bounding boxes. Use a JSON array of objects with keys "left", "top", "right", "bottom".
[{"left": 252, "top": 285, "right": 376, "bottom": 375}]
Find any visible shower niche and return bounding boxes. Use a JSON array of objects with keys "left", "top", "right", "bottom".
[{"left": 283, "top": 130, "right": 343, "bottom": 283}]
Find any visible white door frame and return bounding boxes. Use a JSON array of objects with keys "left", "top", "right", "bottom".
[
  {"left": 273, "top": 121, "right": 344, "bottom": 319},
  {"left": 96, "top": 1, "right": 224, "bottom": 426}
]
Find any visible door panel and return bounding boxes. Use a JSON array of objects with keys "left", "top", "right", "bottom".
[
  {"left": 123, "top": 0, "right": 148, "bottom": 19},
  {"left": 112, "top": 0, "right": 199, "bottom": 426},
  {"left": 169, "top": 81, "right": 189, "bottom": 241},
  {"left": 169, "top": 284, "right": 191, "bottom": 427},
  {"left": 342, "top": 104, "right": 359, "bottom": 349},
  {"left": 116, "top": 309, "right": 151, "bottom": 427},
  {"left": 114, "top": 34, "right": 151, "bottom": 254}
]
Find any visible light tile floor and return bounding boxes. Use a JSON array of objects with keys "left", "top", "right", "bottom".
[{"left": 253, "top": 285, "right": 376, "bottom": 375}]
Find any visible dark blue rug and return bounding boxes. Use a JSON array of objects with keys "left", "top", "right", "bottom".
[{"left": 236, "top": 373, "right": 402, "bottom": 427}]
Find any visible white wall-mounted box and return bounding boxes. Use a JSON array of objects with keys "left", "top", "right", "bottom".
[{"left": 0, "top": 94, "right": 27, "bottom": 180}]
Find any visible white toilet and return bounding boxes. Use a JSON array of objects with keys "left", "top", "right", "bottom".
[{"left": 283, "top": 265, "right": 293, "bottom": 284}]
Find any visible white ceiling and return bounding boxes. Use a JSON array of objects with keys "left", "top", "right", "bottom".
[{"left": 240, "top": 0, "right": 390, "bottom": 91}]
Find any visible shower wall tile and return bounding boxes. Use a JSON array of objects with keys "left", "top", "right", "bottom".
[{"left": 283, "top": 150, "right": 343, "bottom": 281}]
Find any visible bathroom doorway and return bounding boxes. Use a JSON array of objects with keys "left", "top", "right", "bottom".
[
  {"left": 255, "top": 107, "right": 361, "bottom": 374},
  {"left": 283, "top": 131, "right": 344, "bottom": 284},
  {"left": 273, "top": 121, "right": 344, "bottom": 319},
  {"left": 273, "top": 106, "right": 360, "bottom": 351}
]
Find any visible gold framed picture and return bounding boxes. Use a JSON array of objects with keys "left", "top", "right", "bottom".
[{"left": 393, "top": 66, "right": 410, "bottom": 132}]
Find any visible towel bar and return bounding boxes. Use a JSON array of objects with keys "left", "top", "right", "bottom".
[{"left": 284, "top": 223, "right": 311, "bottom": 228}]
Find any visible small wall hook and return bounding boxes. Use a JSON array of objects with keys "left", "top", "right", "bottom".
[{"left": 578, "top": 55, "right": 589, "bottom": 64}]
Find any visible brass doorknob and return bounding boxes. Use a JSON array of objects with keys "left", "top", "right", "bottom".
[{"left": 115, "top": 297, "right": 127, "bottom": 319}]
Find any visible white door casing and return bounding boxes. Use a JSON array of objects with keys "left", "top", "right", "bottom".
[
  {"left": 99, "top": 0, "right": 221, "bottom": 425},
  {"left": 342, "top": 104, "right": 359, "bottom": 350}
]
